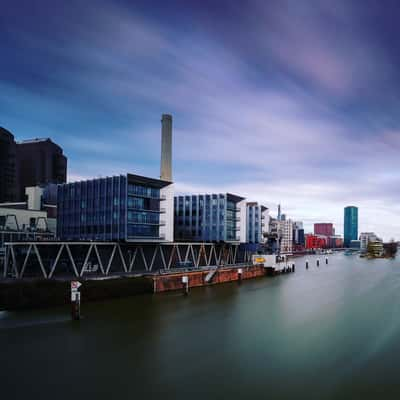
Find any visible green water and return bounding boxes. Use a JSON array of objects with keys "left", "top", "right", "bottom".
[{"left": 1, "top": 254, "right": 400, "bottom": 399}]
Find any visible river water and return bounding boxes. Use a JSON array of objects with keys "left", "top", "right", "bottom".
[{"left": 1, "top": 254, "right": 400, "bottom": 399}]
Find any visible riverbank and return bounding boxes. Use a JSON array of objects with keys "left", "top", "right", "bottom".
[{"left": 0, "top": 264, "right": 281, "bottom": 310}]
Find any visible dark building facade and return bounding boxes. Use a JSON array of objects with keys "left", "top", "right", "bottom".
[
  {"left": 0, "top": 127, "right": 18, "bottom": 203},
  {"left": 17, "top": 138, "right": 67, "bottom": 201},
  {"left": 57, "top": 174, "right": 174, "bottom": 242}
]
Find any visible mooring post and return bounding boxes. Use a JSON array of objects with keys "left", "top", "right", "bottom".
[
  {"left": 182, "top": 276, "right": 189, "bottom": 296},
  {"left": 317, "top": 259, "right": 320, "bottom": 267},
  {"left": 71, "top": 281, "right": 82, "bottom": 320},
  {"left": 238, "top": 268, "right": 243, "bottom": 283},
  {"left": 292, "top": 263, "right": 295, "bottom": 272},
  {"left": 326, "top": 257, "right": 328, "bottom": 265},
  {"left": 306, "top": 260, "right": 309, "bottom": 269}
]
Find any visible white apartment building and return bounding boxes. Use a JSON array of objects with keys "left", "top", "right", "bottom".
[
  {"left": 237, "top": 201, "right": 269, "bottom": 244},
  {"left": 279, "top": 219, "right": 294, "bottom": 254}
]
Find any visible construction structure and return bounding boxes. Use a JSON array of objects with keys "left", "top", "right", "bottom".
[{"left": 2, "top": 241, "right": 251, "bottom": 279}]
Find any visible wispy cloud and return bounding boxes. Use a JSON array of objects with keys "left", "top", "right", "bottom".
[{"left": 1, "top": 0, "right": 400, "bottom": 240}]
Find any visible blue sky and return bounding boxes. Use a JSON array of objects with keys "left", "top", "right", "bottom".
[{"left": 1, "top": 0, "right": 400, "bottom": 239}]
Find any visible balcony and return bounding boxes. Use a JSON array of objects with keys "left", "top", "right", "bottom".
[
  {"left": 127, "top": 207, "right": 165, "bottom": 213},
  {"left": 127, "top": 234, "right": 166, "bottom": 241}
]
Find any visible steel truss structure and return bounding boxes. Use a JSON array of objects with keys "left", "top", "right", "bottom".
[{"left": 2, "top": 241, "right": 253, "bottom": 279}]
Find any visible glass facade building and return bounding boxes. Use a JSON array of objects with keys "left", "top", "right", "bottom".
[
  {"left": 344, "top": 206, "right": 358, "bottom": 247},
  {"left": 245, "top": 203, "right": 267, "bottom": 244},
  {"left": 174, "top": 193, "right": 244, "bottom": 242},
  {"left": 57, "top": 174, "right": 173, "bottom": 241}
]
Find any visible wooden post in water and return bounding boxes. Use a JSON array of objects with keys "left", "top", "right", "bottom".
[
  {"left": 306, "top": 260, "right": 309, "bottom": 269},
  {"left": 317, "top": 259, "right": 320, "bottom": 267},
  {"left": 326, "top": 257, "right": 328, "bottom": 265},
  {"left": 182, "top": 276, "right": 189, "bottom": 296}
]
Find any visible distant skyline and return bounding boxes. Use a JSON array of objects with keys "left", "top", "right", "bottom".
[{"left": 1, "top": 0, "right": 400, "bottom": 240}]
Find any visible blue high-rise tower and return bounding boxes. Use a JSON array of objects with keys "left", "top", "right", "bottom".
[{"left": 344, "top": 206, "right": 358, "bottom": 247}]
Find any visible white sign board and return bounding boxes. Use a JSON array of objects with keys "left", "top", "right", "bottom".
[
  {"left": 71, "top": 281, "right": 82, "bottom": 290},
  {"left": 182, "top": 276, "right": 188, "bottom": 284}
]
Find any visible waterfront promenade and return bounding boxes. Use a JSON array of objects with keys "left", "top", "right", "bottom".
[{"left": 1, "top": 254, "right": 400, "bottom": 399}]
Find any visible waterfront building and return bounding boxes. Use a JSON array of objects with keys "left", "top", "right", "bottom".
[
  {"left": 349, "top": 240, "right": 361, "bottom": 249},
  {"left": 367, "top": 241, "right": 384, "bottom": 257},
  {"left": 314, "top": 223, "right": 334, "bottom": 236},
  {"left": 237, "top": 201, "right": 269, "bottom": 244},
  {"left": 305, "top": 234, "right": 327, "bottom": 249},
  {"left": 344, "top": 206, "right": 358, "bottom": 247},
  {"left": 327, "top": 236, "right": 344, "bottom": 248},
  {"left": 57, "top": 174, "right": 174, "bottom": 242},
  {"left": 264, "top": 217, "right": 280, "bottom": 254},
  {"left": 360, "top": 232, "right": 381, "bottom": 253},
  {"left": 16, "top": 138, "right": 67, "bottom": 201},
  {"left": 0, "top": 186, "right": 56, "bottom": 248},
  {"left": 279, "top": 219, "right": 293, "bottom": 254},
  {"left": 174, "top": 193, "right": 244, "bottom": 242},
  {"left": 293, "top": 221, "right": 305, "bottom": 246},
  {"left": 0, "top": 127, "right": 18, "bottom": 203}
]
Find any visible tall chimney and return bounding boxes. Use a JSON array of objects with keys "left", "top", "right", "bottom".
[{"left": 160, "top": 114, "right": 172, "bottom": 181}]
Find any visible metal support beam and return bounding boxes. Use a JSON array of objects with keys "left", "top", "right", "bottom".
[
  {"left": 48, "top": 244, "right": 65, "bottom": 279},
  {"left": 33, "top": 244, "right": 47, "bottom": 279}
]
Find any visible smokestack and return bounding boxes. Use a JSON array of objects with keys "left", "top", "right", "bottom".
[{"left": 160, "top": 114, "right": 172, "bottom": 181}]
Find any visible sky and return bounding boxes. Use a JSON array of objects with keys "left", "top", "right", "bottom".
[{"left": 1, "top": 0, "right": 400, "bottom": 240}]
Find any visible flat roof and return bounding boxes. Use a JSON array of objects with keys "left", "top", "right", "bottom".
[{"left": 127, "top": 173, "right": 172, "bottom": 188}]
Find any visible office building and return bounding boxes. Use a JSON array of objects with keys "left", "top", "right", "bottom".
[
  {"left": 17, "top": 138, "right": 67, "bottom": 201},
  {"left": 344, "top": 206, "right": 358, "bottom": 247},
  {"left": 360, "top": 232, "right": 381, "bottom": 252},
  {"left": 174, "top": 193, "right": 244, "bottom": 242},
  {"left": 293, "top": 221, "right": 305, "bottom": 246},
  {"left": 237, "top": 201, "right": 269, "bottom": 244},
  {"left": 57, "top": 174, "right": 174, "bottom": 242},
  {"left": 305, "top": 234, "right": 327, "bottom": 249},
  {"left": 314, "top": 223, "right": 334, "bottom": 236},
  {"left": 0, "top": 185, "right": 57, "bottom": 248},
  {"left": 279, "top": 219, "right": 293, "bottom": 254},
  {"left": 0, "top": 127, "right": 18, "bottom": 203}
]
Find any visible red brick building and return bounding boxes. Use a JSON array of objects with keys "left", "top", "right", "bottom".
[
  {"left": 314, "top": 223, "right": 334, "bottom": 236},
  {"left": 305, "top": 234, "right": 327, "bottom": 249}
]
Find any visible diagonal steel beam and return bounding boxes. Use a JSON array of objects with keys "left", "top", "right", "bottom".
[
  {"left": 48, "top": 244, "right": 65, "bottom": 279},
  {"left": 159, "top": 246, "right": 167, "bottom": 270},
  {"left": 140, "top": 246, "right": 148, "bottom": 271},
  {"left": 128, "top": 247, "right": 138, "bottom": 272},
  {"left": 184, "top": 245, "right": 191, "bottom": 262},
  {"left": 65, "top": 244, "right": 79, "bottom": 277},
  {"left": 233, "top": 245, "right": 238, "bottom": 264},
  {"left": 117, "top": 244, "right": 127, "bottom": 273},
  {"left": 190, "top": 245, "right": 197, "bottom": 268},
  {"left": 167, "top": 245, "right": 176, "bottom": 270},
  {"left": 3, "top": 245, "right": 9, "bottom": 278},
  {"left": 93, "top": 244, "right": 105, "bottom": 275},
  {"left": 176, "top": 245, "right": 183, "bottom": 263},
  {"left": 10, "top": 245, "right": 19, "bottom": 279},
  {"left": 80, "top": 244, "right": 93, "bottom": 277},
  {"left": 149, "top": 246, "right": 158, "bottom": 271},
  {"left": 106, "top": 244, "right": 117, "bottom": 275},
  {"left": 20, "top": 244, "right": 33, "bottom": 279},
  {"left": 33, "top": 244, "right": 47, "bottom": 279}
]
